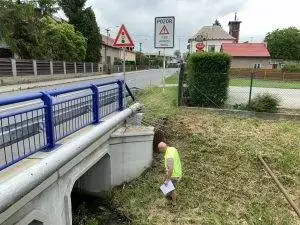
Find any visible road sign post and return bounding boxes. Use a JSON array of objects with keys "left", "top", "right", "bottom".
[
  {"left": 113, "top": 24, "right": 135, "bottom": 107},
  {"left": 154, "top": 17, "right": 175, "bottom": 92}
]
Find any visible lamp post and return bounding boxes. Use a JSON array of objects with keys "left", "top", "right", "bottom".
[{"left": 104, "top": 26, "right": 119, "bottom": 71}]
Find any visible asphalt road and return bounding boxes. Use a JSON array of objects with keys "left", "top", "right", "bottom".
[{"left": 0, "top": 68, "right": 178, "bottom": 100}]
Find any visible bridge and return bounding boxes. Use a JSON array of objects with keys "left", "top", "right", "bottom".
[{"left": 0, "top": 79, "right": 154, "bottom": 225}]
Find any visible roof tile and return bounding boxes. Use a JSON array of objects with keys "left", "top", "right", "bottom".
[
  {"left": 190, "top": 25, "right": 236, "bottom": 41},
  {"left": 221, "top": 43, "right": 270, "bottom": 57}
]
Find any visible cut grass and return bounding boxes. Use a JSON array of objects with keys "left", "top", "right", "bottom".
[
  {"left": 230, "top": 78, "right": 300, "bottom": 89},
  {"left": 110, "top": 87, "right": 300, "bottom": 225},
  {"left": 165, "top": 74, "right": 179, "bottom": 85},
  {"left": 165, "top": 73, "right": 300, "bottom": 89}
]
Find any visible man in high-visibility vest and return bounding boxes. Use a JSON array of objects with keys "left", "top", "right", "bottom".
[{"left": 158, "top": 142, "right": 182, "bottom": 204}]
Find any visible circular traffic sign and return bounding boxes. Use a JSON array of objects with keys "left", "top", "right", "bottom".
[{"left": 196, "top": 42, "right": 205, "bottom": 50}]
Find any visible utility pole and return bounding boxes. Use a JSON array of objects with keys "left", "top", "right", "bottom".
[
  {"left": 178, "top": 38, "right": 181, "bottom": 58},
  {"left": 105, "top": 28, "right": 110, "bottom": 67},
  {"left": 139, "top": 42, "right": 142, "bottom": 52}
]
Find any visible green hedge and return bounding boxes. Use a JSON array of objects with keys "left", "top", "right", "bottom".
[
  {"left": 187, "top": 52, "right": 231, "bottom": 107},
  {"left": 282, "top": 64, "right": 300, "bottom": 73}
]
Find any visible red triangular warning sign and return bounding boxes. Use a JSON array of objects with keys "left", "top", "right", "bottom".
[
  {"left": 159, "top": 25, "right": 169, "bottom": 35},
  {"left": 113, "top": 24, "right": 135, "bottom": 48}
]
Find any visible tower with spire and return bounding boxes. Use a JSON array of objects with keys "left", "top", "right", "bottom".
[{"left": 228, "top": 12, "right": 242, "bottom": 43}]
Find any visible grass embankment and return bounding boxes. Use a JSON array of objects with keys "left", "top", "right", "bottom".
[
  {"left": 165, "top": 74, "right": 300, "bottom": 89},
  {"left": 111, "top": 87, "right": 300, "bottom": 225}
]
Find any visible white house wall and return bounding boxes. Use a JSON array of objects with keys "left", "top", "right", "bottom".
[
  {"left": 231, "top": 57, "right": 272, "bottom": 69},
  {"left": 101, "top": 45, "right": 136, "bottom": 65},
  {"left": 190, "top": 40, "right": 234, "bottom": 53}
]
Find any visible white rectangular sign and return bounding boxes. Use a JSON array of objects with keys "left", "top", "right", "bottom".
[{"left": 154, "top": 17, "right": 175, "bottom": 48}]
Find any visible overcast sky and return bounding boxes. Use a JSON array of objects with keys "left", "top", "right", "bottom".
[{"left": 60, "top": 0, "right": 300, "bottom": 55}]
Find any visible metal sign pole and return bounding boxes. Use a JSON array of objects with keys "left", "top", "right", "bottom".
[
  {"left": 123, "top": 47, "right": 126, "bottom": 107},
  {"left": 163, "top": 48, "right": 166, "bottom": 92}
]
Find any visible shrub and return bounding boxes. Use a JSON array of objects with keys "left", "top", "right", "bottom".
[
  {"left": 281, "top": 64, "right": 300, "bottom": 73},
  {"left": 187, "top": 52, "right": 231, "bottom": 107},
  {"left": 249, "top": 94, "right": 280, "bottom": 113}
]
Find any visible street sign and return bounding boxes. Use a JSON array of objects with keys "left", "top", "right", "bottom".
[
  {"left": 196, "top": 42, "right": 205, "bottom": 51},
  {"left": 113, "top": 24, "right": 135, "bottom": 47},
  {"left": 154, "top": 17, "right": 175, "bottom": 48}
]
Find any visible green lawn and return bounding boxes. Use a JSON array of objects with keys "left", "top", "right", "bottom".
[
  {"left": 109, "top": 87, "right": 300, "bottom": 225},
  {"left": 165, "top": 74, "right": 179, "bottom": 85},
  {"left": 165, "top": 74, "right": 300, "bottom": 89},
  {"left": 230, "top": 78, "right": 300, "bottom": 89}
]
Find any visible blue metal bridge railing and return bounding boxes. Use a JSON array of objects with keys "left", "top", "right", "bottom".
[{"left": 0, "top": 80, "right": 126, "bottom": 171}]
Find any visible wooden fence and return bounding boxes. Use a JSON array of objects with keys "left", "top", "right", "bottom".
[{"left": 230, "top": 69, "right": 300, "bottom": 81}]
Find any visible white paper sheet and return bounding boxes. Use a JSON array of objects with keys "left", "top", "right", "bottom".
[{"left": 160, "top": 180, "right": 175, "bottom": 195}]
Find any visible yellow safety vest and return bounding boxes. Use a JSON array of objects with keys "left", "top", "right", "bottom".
[{"left": 164, "top": 147, "right": 182, "bottom": 178}]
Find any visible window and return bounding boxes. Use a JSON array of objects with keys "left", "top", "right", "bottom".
[
  {"left": 208, "top": 45, "right": 215, "bottom": 52},
  {"left": 254, "top": 63, "right": 261, "bottom": 69}
]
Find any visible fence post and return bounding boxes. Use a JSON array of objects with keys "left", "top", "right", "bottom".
[
  {"left": 41, "top": 92, "right": 55, "bottom": 150},
  {"left": 91, "top": 63, "right": 94, "bottom": 73},
  {"left": 91, "top": 85, "right": 100, "bottom": 124},
  {"left": 84, "top": 62, "right": 86, "bottom": 74},
  {"left": 33, "top": 60, "right": 37, "bottom": 76},
  {"left": 178, "top": 62, "right": 185, "bottom": 106},
  {"left": 63, "top": 61, "right": 67, "bottom": 75},
  {"left": 50, "top": 61, "right": 54, "bottom": 76},
  {"left": 11, "top": 59, "right": 17, "bottom": 77},
  {"left": 117, "top": 80, "right": 124, "bottom": 111},
  {"left": 248, "top": 72, "right": 254, "bottom": 108},
  {"left": 74, "top": 62, "right": 77, "bottom": 75}
]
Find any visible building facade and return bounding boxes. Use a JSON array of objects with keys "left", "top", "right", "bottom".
[
  {"left": 187, "top": 25, "right": 236, "bottom": 53},
  {"left": 101, "top": 34, "right": 136, "bottom": 66},
  {"left": 221, "top": 43, "right": 272, "bottom": 69}
]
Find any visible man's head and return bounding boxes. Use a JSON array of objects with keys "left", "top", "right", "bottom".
[{"left": 158, "top": 142, "right": 168, "bottom": 153}]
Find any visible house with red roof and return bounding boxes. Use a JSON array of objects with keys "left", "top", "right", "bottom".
[
  {"left": 101, "top": 34, "right": 136, "bottom": 66},
  {"left": 221, "top": 43, "right": 271, "bottom": 69}
]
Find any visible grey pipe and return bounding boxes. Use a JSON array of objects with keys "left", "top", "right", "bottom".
[
  {"left": 258, "top": 155, "right": 300, "bottom": 218},
  {"left": 0, "top": 103, "right": 141, "bottom": 213}
]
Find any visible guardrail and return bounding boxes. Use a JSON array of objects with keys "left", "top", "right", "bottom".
[{"left": 0, "top": 80, "right": 128, "bottom": 171}]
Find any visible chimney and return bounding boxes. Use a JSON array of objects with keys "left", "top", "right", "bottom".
[{"left": 228, "top": 12, "right": 242, "bottom": 43}]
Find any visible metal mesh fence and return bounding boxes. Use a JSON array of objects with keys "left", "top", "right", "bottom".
[
  {"left": 99, "top": 86, "right": 119, "bottom": 118},
  {"left": 53, "top": 94, "right": 93, "bottom": 141},
  {"left": 179, "top": 68, "right": 300, "bottom": 113},
  {"left": 0, "top": 106, "right": 47, "bottom": 170},
  {"left": 0, "top": 80, "right": 126, "bottom": 171}
]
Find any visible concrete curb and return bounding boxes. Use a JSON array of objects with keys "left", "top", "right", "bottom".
[{"left": 181, "top": 106, "right": 300, "bottom": 121}]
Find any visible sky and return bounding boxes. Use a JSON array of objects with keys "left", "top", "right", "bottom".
[{"left": 58, "top": 0, "right": 300, "bottom": 55}]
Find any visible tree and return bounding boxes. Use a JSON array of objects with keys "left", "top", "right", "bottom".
[
  {"left": 213, "top": 19, "right": 222, "bottom": 27},
  {"left": 43, "top": 17, "right": 86, "bottom": 61},
  {"left": 0, "top": 0, "right": 86, "bottom": 60},
  {"left": 136, "top": 52, "right": 149, "bottom": 66},
  {"left": 264, "top": 27, "right": 300, "bottom": 60},
  {"left": 0, "top": 0, "right": 45, "bottom": 59},
  {"left": 174, "top": 50, "right": 181, "bottom": 59},
  {"left": 38, "top": 0, "right": 59, "bottom": 16},
  {"left": 59, "top": 0, "right": 102, "bottom": 62}
]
